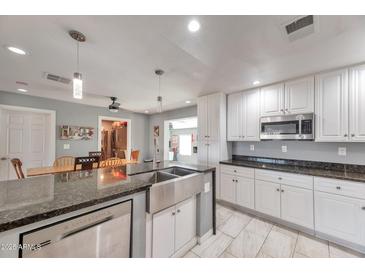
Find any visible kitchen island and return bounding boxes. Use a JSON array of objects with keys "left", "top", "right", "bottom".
[{"left": 0, "top": 161, "right": 215, "bottom": 258}]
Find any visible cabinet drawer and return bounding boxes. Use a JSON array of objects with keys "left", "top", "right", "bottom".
[
  {"left": 220, "top": 164, "right": 254, "bottom": 178},
  {"left": 314, "top": 177, "right": 365, "bottom": 200},
  {"left": 255, "top": 169, "right": 313, "bottom": 189}
]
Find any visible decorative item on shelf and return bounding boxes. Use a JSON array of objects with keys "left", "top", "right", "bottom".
[
  {"left": 69, "top": 30, "right": 86, "bottom": 99},
  {"left": 59, "top": 125, "right": 94, "bottom": 140},
  {"left": 153, "top": 125, "right": 160, "bottom": 163}
]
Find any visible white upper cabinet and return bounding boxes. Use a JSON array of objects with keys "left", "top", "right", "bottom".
[
  {"left": 315, "top": 68, "right": 349, "bottom": 142},
  {"left": 260, "top": 83, "right": 285, "bottom": 117},
  {"left": 349, "top": 64, "right": 365, "bottom": 142},
  {"left": 244, "top": 89, "right": 260, "bottom": 141},
  {"left": 284, "top": 76, "right": 314, "bottom": 114},
  {"left": 227, "top": 88, "right": 260, "bottom": 141},
  {"left": 207, "top": 93, "right": 221, "bottom": 141},
  {"left": 227, "top": 92, "right": 243, "bottom": 141},
  {"left": 197, "top": 96, "right": 208, "bottom": 142}
]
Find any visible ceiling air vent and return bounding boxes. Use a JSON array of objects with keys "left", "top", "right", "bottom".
[
  {"left": 281, "top": 15, "right": 317, "bottom": 42},
  {"left": 43, "top": 72, "right": 71, "bottom": 85}
]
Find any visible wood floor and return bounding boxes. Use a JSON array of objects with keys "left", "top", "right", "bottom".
[{"left": 183, "top": 203, "right": 365, "bottom": 258}]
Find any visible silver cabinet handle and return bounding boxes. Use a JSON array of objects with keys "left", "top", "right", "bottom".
[
  {"left": 234, "top": 170, "right": 237, "bottom": 172},
  {"left": 344, "top": 134, "right": 348, "bottom": 137},
  {"left": 235, "top": 180, "right": 238, "bottom": 183},
  {"left": 336, "top": 186, "right": 341, "bottom": 190},
  {"left": 362, "top": 207, "right": 365, "bottom": 210},
  {"left": 278, "top": 177, "right": 282, "bottom": 180},
  {"left": 0, "top": 157, "right": 9, "bottom": 161},
  {"left": 351, "top": 134, "right": 355, "bottom": 137},
  {"left": 276, "top": 188, "right": 280, "bottom": 192},
  {"left": 281, "top": 189, "right": 284, "bottom": 193},
  {"left": 172, "top": 212, "right": 176, "bottom": 216},
  {"left": 232, "top": 179, "right": 235, "bottom": 182},
  {"left": 177, "top": 209, "right": 181, "bottom": 213},
  {"left": 280, "top": 109, "right": 284, "bottom": 112}
]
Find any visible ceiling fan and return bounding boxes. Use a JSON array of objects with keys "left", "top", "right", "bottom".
[{"left": 108, "top": 96, "right": 120, "bottom": 113}]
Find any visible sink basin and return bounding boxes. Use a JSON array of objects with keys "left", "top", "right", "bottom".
[
  {"left": 161, "top": 167, "right": 195, "bottom": 177},
  {"left": 131, "top": 171, "right": 179, "bottom": 184}
]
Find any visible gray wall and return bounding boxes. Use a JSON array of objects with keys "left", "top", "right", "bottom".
[
  {"left": 0, "top": 91, "right": 149, "bottom": 160},
  {"left": 232, "top": 141, "right": 365, "bottom": 165},
  {"left": 148, "top": 106, "right": 197, "bottom": 160}
]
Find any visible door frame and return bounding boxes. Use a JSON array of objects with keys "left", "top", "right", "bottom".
[
  {"left": 0, "top": 104, "right": 56, "bottom": 166},
  {"left": 97, "top": 116, "right": 132, "bottom": 159}
]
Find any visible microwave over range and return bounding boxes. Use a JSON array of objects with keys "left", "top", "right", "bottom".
[{"left": 260, "top": 113, "right": 314, "bottom": 140}]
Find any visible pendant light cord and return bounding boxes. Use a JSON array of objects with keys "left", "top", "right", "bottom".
[
  {"left": 76, "top": 41, "right": 80, "bottom": 72},
  {"left": 158, "top": 75, "right": 161, "bottom": 97}
]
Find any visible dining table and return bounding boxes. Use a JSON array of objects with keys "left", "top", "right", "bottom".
[{"left": 27, "top": 160, "right": 138, "bottom": 177}]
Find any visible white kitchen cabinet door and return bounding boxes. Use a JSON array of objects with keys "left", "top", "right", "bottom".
[
  {"left": 207, "top": 93, "right": 221, "bottom": 141},
  {"left": 220, "top": 173, "right": 236, "bottom": 204},
  {"left": 255, "top": 180, "right": 281, "bottom": 218},
  {"left": 349, "top": 64, "right": 365, "bottom": 142},
  {"left": 260, "top": 83, "right": 284, "bottom": 117},
  {"left": 227, "top": 92, "right": 244, "bottom": 141},
  {"left": 197, "top": 96, "right": 208, "bottom": 142},
  {"left": 175, "top": 197, "right": 196, "bottom": 251},
  {"left": 284, "top": 76, "right": 314, "bottom": 115},
  {"left": 315, "top": 69, "right": 349, "bottom": 142},
  {"left": 197, "top": 140, "right": 208, "bottom": 164},
  {"left": 152, "top": 206, "right": 175, "bottom": 258},
  {"left": 244, "top": 89, "right": 260, "bottom": 141},
  {"left": 236, "top": 177, "right": 255, "bottom": 209},
  {"left": 315, "top": 191, "right": 364, "bottom": 244},
  {"left": 281, "top": 185, "right": 314, "bottom": 229}
]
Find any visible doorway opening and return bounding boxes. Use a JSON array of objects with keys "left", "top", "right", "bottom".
[
  {"left": 98, "top": 116, "right": 131, "bottom": 161},
  {"left": 163, "top": 117, "right": 198, "bottom": 164},
  {"left": 0, "top": 105, "right": 56, "bottom": 181}
]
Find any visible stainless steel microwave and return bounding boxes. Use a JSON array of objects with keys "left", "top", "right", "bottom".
[{"left": 260, "top": 113, "right": 314, "bottom": 140}]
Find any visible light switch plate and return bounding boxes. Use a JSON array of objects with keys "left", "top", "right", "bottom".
[
  {"left": 250, "top": 144, "right": 255, "bottom": 151},
  {"left": 281, "top": 145, "right": 287, "bottom": 153},
  {"left": 204, "top": 182, "right": 210, "bottom": 193},
  {"left": 338, "top": 147, "right": 347, "bottom": 156},
  {"left": 63, "top": 144, "right": 70, "bottom": 150}
]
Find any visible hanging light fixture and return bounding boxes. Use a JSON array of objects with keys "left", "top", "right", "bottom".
[
  {"left": 69, "top": 30, "right": 86, "bottom": 99},
  {"left": 155, "top": 69, "right": 164, "bottom": 113}
]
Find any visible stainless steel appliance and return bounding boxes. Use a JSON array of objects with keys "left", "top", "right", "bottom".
[
  {"left": 20, "top": 200, "right": 132, "bottom": 258},
  {"left": 260, "top": 113, "right": 314, "bottom": 140}
]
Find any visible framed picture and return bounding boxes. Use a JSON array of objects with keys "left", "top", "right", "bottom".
[
  {"left": 59, "top": 125, "right": 94, "bottom": 140},
  {"left": 153, "top": 126, "right": 160, "bottom": 137}
]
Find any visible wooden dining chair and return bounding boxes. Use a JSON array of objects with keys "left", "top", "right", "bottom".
[
  {"left": 53, "top": 156, "right": 75, "bottom": 167},
  {"left": 89, "top": 151, "right": 102, "bottom": 157},
  {"left": 100, "top": 157, "right": 127, "bottom": 168},
  {"left": 74, "top": 156, "right": 100, "bottom": 171},
  {"left": 130, "top": 150, "right": 140, "bottom": 162},
  {"left": 11, "top": 158, "right": 25, "bottom": 179}
]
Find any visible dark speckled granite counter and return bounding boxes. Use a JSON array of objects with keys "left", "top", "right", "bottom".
[
  {"left": 220, "top": 155, "right": 365, "bottom": 182},
  {"left": 0, "top": 161, "right": 215, "bottom": 233}
]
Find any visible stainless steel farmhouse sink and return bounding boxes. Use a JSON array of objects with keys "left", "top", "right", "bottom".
[{"left": 131, "top": 167, "right": 204, "bottom": 214}]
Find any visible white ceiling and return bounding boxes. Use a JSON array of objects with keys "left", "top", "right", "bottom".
[{"left": 1, "top": 15, "right": 365, "bottom": 114}]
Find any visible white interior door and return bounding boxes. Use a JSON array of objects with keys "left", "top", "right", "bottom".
[{"left": 0, "top": 109, "right": 49, "bottom": 180}]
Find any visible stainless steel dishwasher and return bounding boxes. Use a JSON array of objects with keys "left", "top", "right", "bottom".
[{"left": 20, "top": 200, "right": 132, "bottom": 258}]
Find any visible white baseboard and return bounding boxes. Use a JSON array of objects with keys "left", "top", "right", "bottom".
[
  {"left": 171, "top": 237, "right": 198, "bottom": 258},
  {"left": 197, "top": 228, "right": 213, "bottom": 244}
]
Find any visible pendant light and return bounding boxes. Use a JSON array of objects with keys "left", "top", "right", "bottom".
[
  {"left": 69, "top": 30, "right": 86, "bottom": 99},
  {"left": 155, "top": 69, "right": 164, "bottom": 113}
]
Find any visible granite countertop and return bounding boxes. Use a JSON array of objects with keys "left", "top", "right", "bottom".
[
  {"left": 0, "top": 161, "right": 215, "bottom": 233},
  {"left": 220, "top": 157, "right": 365, "bottom": 183}
]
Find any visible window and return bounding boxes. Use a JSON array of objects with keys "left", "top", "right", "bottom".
[{"left": 179, "top": 134, "right": 192, "bottom": 156}]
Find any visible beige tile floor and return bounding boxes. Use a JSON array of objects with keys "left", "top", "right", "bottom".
[{"left": 183, "top": 204, "right": 365, "bottom": 258}]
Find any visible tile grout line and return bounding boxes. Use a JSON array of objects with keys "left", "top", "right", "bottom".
[
  {"left": 291, "top": 232, "right": 300, "bottom": 258},
  {"left": 255, "top": 223, "right": 274, "bottom": 258}
]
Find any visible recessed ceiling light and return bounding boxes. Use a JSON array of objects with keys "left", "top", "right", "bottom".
[
  {"left": 188, "top": 20, "right": 200, "bottom": 32},
  {"left": 185, "top": 100, "right": 191, "bottom": 104},
  {"left": 17, "top": 88, "right": 27, "bottom": 92},
  {"left": 7, "top": 46, "right": 26, "bottom": 55},
  {"left": 144, "top": 110, "right": 149, "bottom": 114},
  {"left": 253, "top": 80, "right": 260, "bottom": 85}
]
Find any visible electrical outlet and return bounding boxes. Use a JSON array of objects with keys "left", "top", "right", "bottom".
[
  {"left": 63, "top": 144, "right": 70, "bottom": 150},
  {"left": 250, "top": 144, "right": 255, "bottom": 151},
  {"left": 338, "top": 147, "right": 347, "bottom": 156},
  {"left": 204, "top": 182, "right": 211, "bottom": 193},
  {"left": 281, "top": 145, "right": 287, "bottom": 153}
]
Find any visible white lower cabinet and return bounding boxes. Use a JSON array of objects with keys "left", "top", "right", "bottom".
[
  {"left": 236, "top": 176, "right": 255, "bottom": 209},
  {"left": 281, "top": 185, "right": 314, "bottom": 228},
  {"left": 220, "top": 173, "right": 236, "bottom": 204},
  {"left": 315, "top": 191, "right": 365, "bottom": 245},
  {"left": 152, "top": 197, "right": 196, "bottom": 258},
  {"left": 255, "top": 180, "right": 281, "bottom": 218}
]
